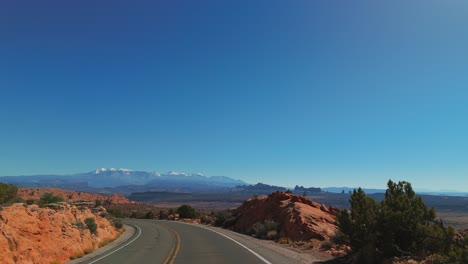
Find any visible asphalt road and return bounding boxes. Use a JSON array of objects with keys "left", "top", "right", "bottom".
[{"left": 80, "top": 219, "right": 270, "bottom": 264}]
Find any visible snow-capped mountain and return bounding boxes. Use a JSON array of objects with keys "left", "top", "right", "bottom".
[
  {"left": 0, "top": 168, "right": 247, "bottom": 191},
  {"left": 95, "top": 168, "right": 134, "bottom": 174}
]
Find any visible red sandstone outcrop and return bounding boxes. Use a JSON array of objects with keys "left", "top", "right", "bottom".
[
  {"left": 233, "top": 191, "right": 340, "bottom": 241},
  {"left": 17, "top": 188, "right": 132, "bottom": 204},
  {"left": 0, "top": 203, "right": 120, "bottom": 264}
]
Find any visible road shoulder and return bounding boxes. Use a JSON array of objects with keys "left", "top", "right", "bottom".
[
  {"left": 66, "top": 224, "right": 136, "bottom": 264},
  {"left": 171, "top": 221, "right": 332, "bottom": 264}
]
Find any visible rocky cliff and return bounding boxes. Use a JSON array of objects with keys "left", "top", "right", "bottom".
[
  {"left": 0, "top": 203, "right": 120, "bottom": 264},
  {"left": 18, "top": 188, "right": 131, "bottom": 204},
  {"left": 233, "top": 191, "right": 340, "bottom": 241}
]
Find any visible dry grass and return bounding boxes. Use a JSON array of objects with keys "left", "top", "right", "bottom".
[
  {"left": 69, "top": 247, "right": 95, "bottom": 260},
  {"left": 437, "top": 210, "right": 468, "bottom": 230},
  {"left": 83, "top": 247, "right": 94, "bottom": 254},
  {"left": 278, "top": 237, "right": 289, "bottom": 244},
  {"left": 98, "top": 238, "right": 115, "bottom": 248},
  {"left": 98, "top": 229, "right": 125, "bottom": 248},
  {"left": 6, "top": 237, "right": 19, "bottom": 251},
  {"left": 69, "top": 252, "right": 84, "bottom": 260}
]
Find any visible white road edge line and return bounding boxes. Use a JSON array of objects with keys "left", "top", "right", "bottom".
[
  {"left": 172, "top": 221, "right": 273, "bottom": 264},
  {"left": 87, "top": 224, "right": 142, "bottom": 264}
]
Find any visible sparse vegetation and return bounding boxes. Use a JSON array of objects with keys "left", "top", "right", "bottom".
[
  {"left": 278, "top": 237, "right": 289, "bottom": 244},
  {"left": 214, "top": 210, "right": 234, "bottom": 227},
  {"left": 0, "top": 182, "right": 18, "bottom": 204},
  {"left": 112, "top": 218, "right": 123, "bottom": 229},
  {"left": 73, "top": 220, "right": 85, "bottom": 230},
  {"left": 69, "top": 251, "right": 84, "bottom": 260},
  {"left": 249, "top": 220, "right": 280, "bottom": 240},
  {"left": 69, "top": 247, "right": 94, "bottom": 260},
  {"left": 98, "top": 237, "right": 115, "bottom": 248},
  {"left": 107, "top": 208, "right": 124, "bottom": 218},
  {"left": 38, "top": 192, "right": 64, "bottom": 207},
  {"left": 95, "top": 199, "right": 103, "bottom": 207},
  {"left": 84, "top": 217, "right": 98, "bottom": 235},
  {"left": 145, "top": 211, "right": 154, "bottom": 219}
]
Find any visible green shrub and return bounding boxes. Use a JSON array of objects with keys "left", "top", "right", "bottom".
[
  {"left": 112, "top": 219, "right": 123, "bottom": 230},
  {"left": 25, "top": 199, "right": 35, "bottom": 205},
  {"left": 214, "top": 210, "right": 233, "bottom": 226},
  {"left": 84, "top": 217, "right": 97, "bottom": 235},
  {"left": 159, "top": 210, "right": 168, "bottom": 220},
  {"left": 100, "top": 212, "right": 109, "bottom": 218},
  {"left": 251, "top": 222, "right": 267, "bottom": 238},
  {"left": 177, "top": 205, "right": 197, "bottom": 219},
  {"left": 107, "top": 209, "right": 124, "bottom": 218},
  {"left": 0, "top": 183, "right": 18, "bottom": 204},
  {"left": 145, "top": 211, "right": 154, "bottom": 219},
  {"left": 95, "top": 199, "right": 102, "bottom": 207},
  {"left": 38, "top": 192, "right": 64, "bottom": 207},
  {"left": 73, "top": 220, "right": 85, "bottom": 230},
  {"left": 250, "top": 220, "right": 279, "bottom": 239}
]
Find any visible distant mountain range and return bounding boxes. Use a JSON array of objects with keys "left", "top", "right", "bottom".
[
  {"left": 1, "top": 169, "right": 467, "bottom": 197},
  {"left": 0, "top": 168, "right": 246, "bottom": 193},
  {"left": 321, "top": 187, "right": 468, "bottom": 197}
]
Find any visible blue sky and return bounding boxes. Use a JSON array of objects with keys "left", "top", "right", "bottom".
[{"left": 1, "top": 1, "right": 468, "bottom": 191}]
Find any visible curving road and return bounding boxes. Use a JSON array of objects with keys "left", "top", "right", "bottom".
[{"left": 78, "top": 219, "right": 272, "bottom": 264}]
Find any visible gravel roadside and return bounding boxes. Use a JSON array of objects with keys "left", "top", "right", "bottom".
[{"left": 66, "top": 224, "right": 136, "bottom": 264}]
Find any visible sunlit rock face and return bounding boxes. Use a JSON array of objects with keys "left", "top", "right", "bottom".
[
  {"left": 0, "top": 202, "right": 119, "bottom": 264},
  {"left": 234, "top": 191, "right": 340, "bottom": 241}
]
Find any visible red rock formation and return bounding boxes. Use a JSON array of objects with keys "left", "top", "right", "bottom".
[
  {"left": 17, "top": 188, "right": 131, "bottom": 204},
  {"left": 234, "top": 191, "right": 339, "bottom": 241},
  {"left": 0, "top": 203, "right": 120, "bottom": 264}
]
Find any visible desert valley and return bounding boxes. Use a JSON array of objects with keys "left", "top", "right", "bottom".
[{"left": 1, "top": 169, "right": 468, "bottom": 263}]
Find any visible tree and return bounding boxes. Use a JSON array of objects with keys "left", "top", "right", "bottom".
[
  {"left": 159, "top": 210, "right": 168, "bottom": 220},
  {"left": 0, "top": 183, "right": 18, "bottom": 204},
  {"left": 337, "top": 188, "right": 378, "bottom": 250},
  {"left": 337, "top": 180, "right": 456, "bottom": 262},
  {"left": 377, "top": 180, "right": 437, "bottom": 257},
  {"left": 177, "top": 205, "right": 197, "bottom": 219},
  {"left": 145, "top": 211, "right": 154, "bottom": 219}
]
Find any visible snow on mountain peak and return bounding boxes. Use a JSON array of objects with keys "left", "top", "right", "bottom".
[
  {"left": 95, "top": 168, "right": 133, "bottom": 174},
  {"left": 166, "top": 171, "right": 206, "bottom": 177},
  {"left": 167, "top": 171, "right": 189, "bottom": 176},
  {"left": 95, "top": 168, "right": 107, "bottom": 174}
]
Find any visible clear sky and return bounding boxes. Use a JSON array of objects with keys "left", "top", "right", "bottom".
[{"left": 1, "top": 1, "right": 468, "bottom": 191}]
